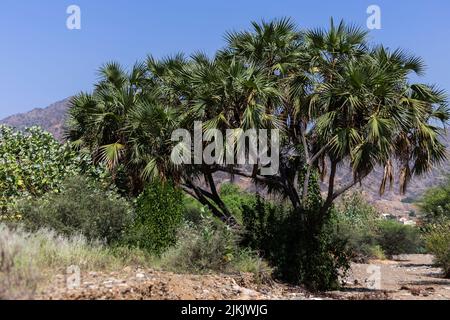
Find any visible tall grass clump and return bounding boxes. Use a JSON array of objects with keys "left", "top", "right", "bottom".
[
  {"left": 0, "top": 224, "right": 151, "bottom": 299},
  {"left": 159, "top": 216, "right": 271, "bottom": 280}
]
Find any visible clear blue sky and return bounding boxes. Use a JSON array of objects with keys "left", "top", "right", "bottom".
[{"left": 1, "top": 0, "right": 449, "bottom": 118}]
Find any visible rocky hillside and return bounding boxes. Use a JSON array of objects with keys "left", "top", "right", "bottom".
[
  {"left": 1, "top": 98, "right": 449, "bottom": 215},
  {"left": 0, "top": 98, "right": 71, "bottom": 141}
]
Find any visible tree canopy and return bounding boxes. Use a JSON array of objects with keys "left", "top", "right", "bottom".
[{"left": 66, "top": 18, "right": 449, "bottom": 222}]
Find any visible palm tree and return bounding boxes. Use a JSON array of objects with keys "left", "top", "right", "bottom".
[{"left": 67, "top": 17, "right": 449, "bottom": 224}]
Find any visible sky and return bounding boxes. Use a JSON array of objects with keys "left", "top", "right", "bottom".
[{"left": 0, "top": 0, "right": 449, "bottom": 119}]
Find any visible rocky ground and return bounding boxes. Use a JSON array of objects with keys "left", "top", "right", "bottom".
[
  {"left": 36, "top": 255, "right": 449, "bottom": 300},
  {"left": 330, "top": 254, "right": 450, "bottom": 300}
]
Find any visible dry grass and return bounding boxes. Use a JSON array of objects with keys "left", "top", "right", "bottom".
[{"left": 0, "top": 224, "right": 151, "bottom": 299}]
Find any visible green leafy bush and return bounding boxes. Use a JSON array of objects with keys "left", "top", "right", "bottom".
[
  {"left": 125, "top": 180, "right": 183, "bottom": 254},
  {"left": 332, "top": 193, "right": 381, "bottom": 261},
  {"left": 419, "top": 177, "right": 450, "bottom": 223},
  {"left": 17, "top": 176, "right": 132, "bottom": 244},
  {"left": 0, "top": 125, "right": 106, "bottom": 215},
  {"left": 241, "top": 197, "right": 350, "bottom": 291},
  {"left": 219, "top": 183, "right": 256, "bottom": 223},
  {"left": 332, "top": 193, "right": 423, "bottom": 260},
  {"left": 376, "top": 220, "right": 423, "bottom": 257},
  {"left": 423, "top": 220, "right": 450, "bottom": 278}
]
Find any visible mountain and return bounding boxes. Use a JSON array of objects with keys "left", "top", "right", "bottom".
[
  {"left": 1, "top": 98, "right": 449, "bottom": 215},
  {"left": 0, "top": 98, "right": 71, "bottom": 141}
]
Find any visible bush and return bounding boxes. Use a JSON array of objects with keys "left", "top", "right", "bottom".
[
  {"left": 182, "top": 195, "right": 207, "bottom": 225},
  {"left": 160, "top": 216, "right": 270, "bottom": 279},
  {"left": 0, "top": 125, "right": 107, "bottom": 214},
  {"left": 419, "top": 177, "right": 450, "bottom": 223},
  {"left": 125, "top": 180, "right": 183, "bottom": 255},
  {"left": 240, "top": 168, "right": 352, "bottom": 291},
  {"left": 423, "top": 220, "right": 450, "bottom": 278},
  {"left": 241, "top": 197, "right": 350, "bottom": 291},
  {"left": 376, "top": 220, "right": 423, "bottom": 257},
  {"left": 161, "top": 217, "right": 236, "bottom": 272},
  {"left": 331, "top": 193, "right": 423, "bottom": 260},
  {"left": 17, "top": 176, "right": 132, "bottom": 245},
  {"left": 332, "top": 192, "right": 381, "bottom": 261},
  {"left": 219, "top": 183, "right": 257, "bottom": 223}
]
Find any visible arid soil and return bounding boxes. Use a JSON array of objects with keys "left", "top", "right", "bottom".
[
  {"left": 37, "top": 254, "right": 449, "bottom": 300},
  {"left": 330, "top": 254, "right": 450, "bottom": 300}
]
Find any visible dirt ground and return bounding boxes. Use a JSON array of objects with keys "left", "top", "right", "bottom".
[
  {"left": 36, "top": 254, "right": 449, "bottom": 300},
  {"left": 330, "top": 254, "right": 450, "bottom": 300}
]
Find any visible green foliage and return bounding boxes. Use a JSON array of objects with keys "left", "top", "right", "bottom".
[
  {"left": 376, "top": 220, "right": 423, "bottom": 257},
  {"left": 182, "top": 195, "right": 206, "bottom": 225},
  {"left": 419, "top": 177, "right": 450, "bottom": 223},
  {"left": 241, "top": 170, "right": 350, "bottom": 291},
  {"left": 17, "top": 176, "right": 132, "bottom": 245},
  {"left": 332, "top": 193, "right": 423, "bottom": 260},
  {"left": 423, "top": 219, "right": 450, "bottom": 278},
  {"left": 332, "top": 193, "right": 381, "bottom": 261},
  {"left": 125, "top": 180, "right": 184, "bottom": 255},
  {"left": 160, "top": 216, "right": 270, "bottom": 278},
  {"left": 161, "top": 217, "right": 236, "bottom": 272},
  {"left": 219, "top": 183, "right": 257, "bottom": 223},
  {"left": 0, "top": 125, "right": 106, "bottom": 214},
  {"left": 241, "top": 198, "right": 350, "bottom": 291}
]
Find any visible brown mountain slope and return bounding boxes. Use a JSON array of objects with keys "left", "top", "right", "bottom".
[
  {"left": 0, "top": 98, "right": 71, "bottom": 140},
  {"left": 1, "top": 98, "right": 449, "bottom": 214}
]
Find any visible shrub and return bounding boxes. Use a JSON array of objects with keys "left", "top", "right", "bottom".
[
  {"left": 241, "top": 196, "right": 350, "bottom": 291},
  {"left": 182, "top": 195, "right": 207, "bottom": 225},
  {"left": 219, "top": 183, "right": 256, "bottom": 223},
  {"left": 419, "top": 177, "right": 450, "bottom": 223},
  {"left": 161, "top": 217, "right": 236, "bottom": 272},
  {"left": 17, "top": 176, "right": 132, "bottom": 244},
  {"left": 0, "top": 125, "right": 107, "bottom": 214},
  {"left": 423, "top": 219, "right": 450, "bottom": 278},
  {"left": 160, "top": 216, "right": 270, "bottom": 279},
  {"left": 376, "top": 220, "right": 423, "bottom": 257},
  {"left": 332, "top": 193, "right": 381, "bottom": 261},
  {"left": 332, "top": 193, "right": 423, "bottom": 260},
  {"left": 125, "top": 180, "right": 183, "bottom": 254}
]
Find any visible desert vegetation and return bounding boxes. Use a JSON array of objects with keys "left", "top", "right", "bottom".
[{"left": 1, "top": 18, "right": 449, "bottom": 299}]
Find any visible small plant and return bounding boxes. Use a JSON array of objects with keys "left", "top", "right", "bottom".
[
  {"left": 423, "top": 219, "right": 450, "bottom": 278},
  {"left": 160, "top": 216, "right": 270, "bottom": 278},
  {"left": 125, "top": 180, "right": 184, "bottom": 255}
]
